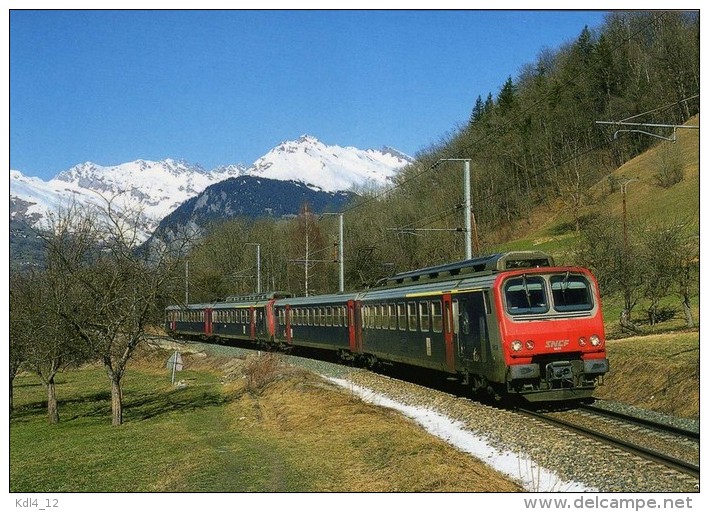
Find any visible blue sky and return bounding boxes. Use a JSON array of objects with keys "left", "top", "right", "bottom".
[{"left": 10, "top": 9, "right": 609, "bottom": 180}]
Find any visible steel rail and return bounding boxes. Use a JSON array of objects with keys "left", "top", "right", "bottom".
[
  {"left": 579, "top": 402, "right": 699, "bottom": 441},
  {"left": 517, "top": 408, "right": 700, "bottom": 480}
]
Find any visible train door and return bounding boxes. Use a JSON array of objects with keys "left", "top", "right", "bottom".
[
  {"left": 285, "top": 304, "right": 292, "bottom": 343},
  {"left": 249, "top": 306, "right": 256, "bottom": 340},
  {"left": 442, "top": 294, "right": 455, "bottom": 371},
  {"left": 347, "top": 300, "right": 362, "bottom": 354},
  {"left": 456, "top": 292, "right": 491, "bottom": 365},
  {"left": 266, "top": 301, "right": 276, "bottom": 340},
  {"left": 205, "top": 308, "right": 213, "bottom": 336}
]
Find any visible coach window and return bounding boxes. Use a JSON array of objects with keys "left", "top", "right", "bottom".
[
  {"left": 397, "top": 303, "right": 407, "bottom": 331},
  {"left": 431, "top": 300, "right": 443, "bottom": 333},
  {"left": 374, "top": 305, "right": 381, "bottom": 329},
  {"left": 388, "top": 304, "right": 396, "bottom": 330},
  {"left": 325, "top": 307, "right": 332, "bottom": 326},
  {"left": 334, "top": 306, "right": 341, "bottom": 327},
  {"left": 408, "top": 303, "right": 418, "bottom": 331},
  {"left": 419, "top": 301, "right": 430, "bottom": 331}
]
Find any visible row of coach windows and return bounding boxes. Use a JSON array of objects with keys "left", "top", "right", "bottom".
[
  {"left": 280, "top": 306, "right": 349, "bottom": 327},
  {"left": 212, "top": 309, "right": 252, "bottom": 324},
  {"left": 172, "top": 311, "right": 205, "bottom": 322},
  {"left": 362, "top": 300, "right": 443, "bottom": 333}
]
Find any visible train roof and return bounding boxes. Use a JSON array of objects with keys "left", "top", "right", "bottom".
[
  {"left": 375, "top": 251, "right": 554, "bottom": 288},
  {"left": 166, "top": 291, "right": 293, "bottom": 311},
  {"left": 274, "top": 291, "right": 360, "bottom": 306},
  {"left": 224, "top": 291, "right": 292, "bottom": 302},
  {"left": 165, "top": 252, "right": 558, "bottom": 311}
]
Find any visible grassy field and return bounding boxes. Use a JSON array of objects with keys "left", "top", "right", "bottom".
[
  {"left": 595, "top": 330, "right": 699, "bottom": 419},
  {"left": 10, "top": 347, "right": 522, "bottom": 493}
]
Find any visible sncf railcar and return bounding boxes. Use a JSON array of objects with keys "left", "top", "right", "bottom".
[{"left": 165, "top": 251, "right": 608, "bottom": 403}]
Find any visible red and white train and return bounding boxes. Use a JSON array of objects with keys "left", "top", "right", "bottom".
[{"left": 166, "top": 251, "right": 609, "bottom": 403}]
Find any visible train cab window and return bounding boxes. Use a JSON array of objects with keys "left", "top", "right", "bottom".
[
  {"left": 419, "top": 302, "right": 430, "bottom": 331},
  {"left": 431, "top": 301, "right": 443, "bottom": 333},
  {"left": 551, "top": 274, "right": 593, "bottom": 312},
  {"left": 504, "top": 275, "right": 549, "bottom": 315}
]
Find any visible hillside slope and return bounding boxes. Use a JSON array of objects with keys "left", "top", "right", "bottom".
[{"left": 493, "top": 115, "right": 700, "bottom": 261}]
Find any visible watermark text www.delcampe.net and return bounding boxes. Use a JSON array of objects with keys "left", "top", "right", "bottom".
[{"left": 523, "top": 496, "right": 694, "bottom": 511}]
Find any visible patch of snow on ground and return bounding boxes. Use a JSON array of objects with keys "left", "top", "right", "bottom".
[{"left": 327, "top": 377, "right": 597, "bottom": 493}]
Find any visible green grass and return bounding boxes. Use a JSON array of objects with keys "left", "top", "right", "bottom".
[
  {"left": 595, "top": 331, "right": 699, "bottom": 418},
  {"left": 10, "top": 364, "right": 309, "bottom": 492},
  {"left": 10, "top": 350, "right": 523, "bottom": 493}
]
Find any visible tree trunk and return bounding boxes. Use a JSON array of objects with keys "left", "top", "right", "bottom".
[
  {"left": 620, "top": 308, "right": 640, "bottom": 334},
  {"left": 10, "top": 374, "right": 14, "bottom": 414},
  {"left": 682, "top": 297, "right": 695, "bottom": 328},
  {"left": 111, "top": 378, "right": 123, "bottom": 426},
  {"left": 47, "top": 378, "right": 59, "bottom": 425}
]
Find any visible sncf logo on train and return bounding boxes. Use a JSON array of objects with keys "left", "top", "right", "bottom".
[{"left": 545, "top": 339, "right": 570, "bottom": 350}]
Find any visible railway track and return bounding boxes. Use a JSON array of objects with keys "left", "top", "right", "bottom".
[
  {"left": 579, "top": 401, "right": 700, "bottom": 440},
  {"left": 516, "top": 406, "right": 700, "bottom": 480}
]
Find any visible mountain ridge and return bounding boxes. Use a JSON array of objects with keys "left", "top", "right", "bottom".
[{"left": 10, "top": 135, "right": 412, "bottom": 237}]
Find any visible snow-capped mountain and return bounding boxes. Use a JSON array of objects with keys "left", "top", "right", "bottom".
[
  {"left": 245, "top": 135, "right": 412, "bottom": 192},
  {"left": 11, "top": 159, "right": 238, "bottom": 230},
  {"left": 10, "top": 136, "right": 413, "bottom": 245}
]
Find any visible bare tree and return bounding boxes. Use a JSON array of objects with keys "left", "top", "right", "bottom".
[
  {"left": 40, "top": 198, "right": 188, "bottom": 425},
  {"left": 639, "top": 219, "right": 697, "bottom": 327},
  {"left": 289, "top": 203, "right": 326, "bottom": 296},
  {"left": 10, "top": 270, "right": 86, "bottom": 423}
]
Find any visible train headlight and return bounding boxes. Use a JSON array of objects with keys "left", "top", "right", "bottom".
[
  {"left": 511, "top": 340, "right": 523, "bottom": 352},
  {"left": 525, "top": 340, "right": 535, "bottom": 350},
  {"left": 590, "top": 335, "right": 602, "bottom": 347}
]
